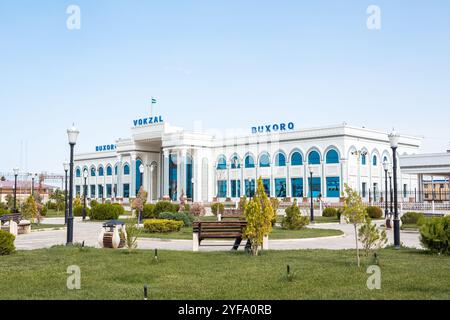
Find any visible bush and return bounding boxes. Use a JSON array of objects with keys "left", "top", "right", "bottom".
[
  {"left": 190, "top": 203, "right": 206, "bottom": 217},
  {"left": 322, "top": 207, "right": 338, "bottom": 218},
  {"left": 366, "top": 206, "right": 383, "bottom": 219},
  {"left": 420, "top": 216, "right": 450, "bottom": 254},
  {"left": 0, "top": 230, "right": 15, "bottom": 255},
  {"left": 142, "top": 204, "right": 156, "bottom": 219},
  {"left": 401, "top": 212, "right": 424, "bottom": 225},
  {"left": 90, "top": 199, "right": 99, "bottom": 208},
  {"left": 40, "top": 205, "right": 48, "bottom": 217},
  {"left": 73, "top": 205, "right": 90, "bottom": 217},
  {"left": 154, "top": 201, "right": 178, "bottom": 216},
  {"left": 158, "top": 212, "right": 194, "bottom": 227},
  {"left": 211, "top": 203, "right": 225, "bottom": 216},
  {"left": 0, "top": 208, "right": 10, "bottom": 216},
  {"left": 111, "top": 203, "right": 125, "bottom": 216},
  {"left": 89, "top": 203, "right": 120, "bottom": 221},
  {"left": 143, "top": 219, "right": 183, "bottom": 233},
  {"left": 282, "top": 200, "right": 309, "bottom": 230},
  {"left": 46, "top": 202, "right": 58, "bottom": 210}
]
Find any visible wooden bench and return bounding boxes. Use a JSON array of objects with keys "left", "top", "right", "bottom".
[
  {"left": 193, "top": 221, "right": 247, "bottom": 251},
  {"left": 0, "top": 213, "right": 22, "bottom": 224}
]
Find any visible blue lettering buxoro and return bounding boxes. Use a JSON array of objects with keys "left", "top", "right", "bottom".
[{"left": 251, "top": 122, "right": 295, "bottom": 134}]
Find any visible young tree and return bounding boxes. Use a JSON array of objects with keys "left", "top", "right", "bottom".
[
  {"left": 358, "top": 217, "right": 388, "bottom": 257},
  {"left": 132, "top": 187, "right": 147, "bottom": 221},
  {"left": 342, "top": 184, "right": 367, "bottom": 267},
  {"left": 244, "top": 177, "right": 275, "bottom": 256},
  {"left": 22, "top": 195, "right": 38, "bottom": 222},
  {"left": 124, "top": 221, "right": 140, "bottom": 252}
]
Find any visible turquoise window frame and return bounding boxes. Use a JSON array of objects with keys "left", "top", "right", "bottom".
[
  {"left": 308, "top": 177, "right": 321, "bottom": 198},
  {"left": 262, "top": 179, "right": 271, "bottom": 196},
  {"left": 291, "top": 152, "right": 303, "bottom": 166},
  {"left": 231, "top": 156, "right": 241, "bottom": 169},
  {"left": 217, "top": 156, "right": 227, "bottom": 170},
  {"left": 326, "top": 150, "right": 339, "bottom": 164},
  {"left": 123, "top": 164, "right": 130, "bottom": 175},
  {"left": 231, "top": 180, "right": 241, "bottom": 198},
  {"left": 245, "top": 155, "right": 255, "bottom": 168},
  {"left": 217, "top": 180, "right": 227, "bottom": 198},
  {"left": 245, "top": 179, "right": 255, "bottom": 197},
  {"left": 106, "top": 166, "right": 112, "bottom": 176},
  {"left": 308, "top": 151, "right": 321, "bottom": 165},
  {"left": 259, "top": 154, "right": 271, "bottom": 168},
  {"left": 123, "top": 184, "right": 130, "bottom": 198},
  {"left": 326, "top": 177, "right": 340, "bottom": 198},
  {"left": 291, "top": 178, "right": 304, "bottom": 198},
  {"left": 275, "top": 178, "right": 287, "bottom": 198},
  {"left": 106, "top": 184, "right": 112, "bottom": 198},
  {"left": 275, "top": 153, "right": 286, "bottom": 167}
]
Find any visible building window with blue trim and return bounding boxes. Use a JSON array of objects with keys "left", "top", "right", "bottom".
[
  {"left": 106, "top": 166, "right": 112, "bottom": 176},
  {"left": 326, "top": 149, "right": 339, "bottom": 164},
  {"left": 262, "top": 179, "right": 271, "bottom": 196},
  {"left": 245, "top": 179, "right": 255, "bottom": 197},
  {"left": 275, "top": 178, "right": 286, "bottom": 198},
  {"left": 326, "top": 177, "right": 340, "bottom": 198},
  {"left": 186, "top": 156, "right": 193, "bottom": 199},
  {"left": 231, "top": 180, "right": 241, "bottom": 198},
  {"left": 361, "top": 154, "right": 367, "bottom": 166},
  {"left": 245, "top": 155, "right": 255, "bottom": 168},
  {"left": 90, "top": 185, "right": 95, "bottom": 198},
  {"left": 76, "top": 168, "right": 81, "bottom": 178},
  {"left": 98, "top": 166, "right": 104, "bottom": 177},
  {"left": 259, "top": 154, "right": 270, "bottom": 168},
  {"left": 169, "top": 154, "right": 178, "bottom": 201},
  {"left": 123, "top": 184, "right": 130, "bottom": 198},
  {"left": 231, "top": 156, "right": 241, "bottom": 169},
  {"left": 217, "top": 180, "right": 227, "bottom": 198},
  {"left": 275, "top": 153, "right": 286, "bottom": 167},
  {"left": 217, "top": 156, "right": 227, "bottom": 170},
  {"left": 291, "top": 152, "right": 303, "bottom": 166},
  {"left": 372, "top": 155, "right": 378, "bottom": 166},
  {"left": 90, "top": 167, "right": 96, "bottom": 177},
  {"left": 106, "top": 184, "right": 112, "bottom": 198},
  {"left": 291, "top": 178, "right": 304, "bottom": 197},
  {"left": 135, "top": 159, "right": 143, "bottom": 195},
  {"left": 75, "top": 185, "right": 81, "bottom": 196},
  {"left": 98, "top": 185, "right": 104, "bottom": 198},
  {"left": 308, "top": 177, "right": 321, "bottom": 197},
  {"left": 123, "top": 164, "right": 130, "bottom": 175},
  {"left": 308, "top": 151, "right": 321, "bottom": 165}
]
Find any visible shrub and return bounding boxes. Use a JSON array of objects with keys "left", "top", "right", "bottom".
[
  {"left": 322, "top": 207, "right": 338, "bottom": 218},
  {"left": 282, "top": 200, "right": 309, "bottom": 230},
  {"left": 401, "top": 212, "right": 424, "bottom": 225},
  {"left": 73, "top": 205, "right": 90, "bottom": 217},
  {"left": 111, "top": 203, "right": 125, "bottom": 216},
  {"left": 90, "top": 199, "right": 99, "bottom": 208},
  {"left": 238, "top": 196, "right": 248, "bottom": 211},
  {"left": 142, "top": 204, "right": 157, "bottom": 219},
  {"left": 89, "top": 203, "right": 120, "bottom": 221},
  {"left": 211, "top": 203, "right": 225, "bottom": 216},
  {"left": 0, "top": 208, "right": 10, "bottom": 216},
  {"left": 0, "top": 230, "right": 15, "bottom": 255},
  {"left": 46, "top": 202, "right": 58, "bottom": 210},
  {"left": 420, "top": 216, "right": 450, "bottom": 255},
  {"left": 143, "top": 219, "right": 183, "bottom": 233},
  {"left": 158, "top": 212, "right": 194, "bottom": 227},
  {"left": 124, "top": 221, "right": 140, "bottom": 252},
  {"left": 366, "top": 206, "right": 383, "bottom": 219},
  {"left": 190, "top": 203, "right": 206, "bottom": 217},
  {"left": 358, "top": 217, "right": 388, "bottom": 257},
  {"left": 40, "top": 205, "right": 48, "bottom": 217},
  {"left": 154, "top": 201, "right": 177, "bottom": 216}
]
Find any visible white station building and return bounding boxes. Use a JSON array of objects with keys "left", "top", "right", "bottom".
[{"left": 73, "top": 115, "right": 422, "bottom": 204}]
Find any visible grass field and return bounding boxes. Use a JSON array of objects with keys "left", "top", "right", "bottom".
[
  {"left": 0, "top": 247, "right": 448, "bottom": 300},
  {"left": 31, "top": 223, "right": 65, "bottom": 230}
]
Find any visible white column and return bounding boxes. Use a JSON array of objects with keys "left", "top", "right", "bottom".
[
  {"left": 130, "top": 153, "right": 137, "bottom": 198},
  {"left": 226, "top": 164, "right": 231, "bottom": 198},
  {"left": 240, "top": 160, "right": 245, "bottom": 198},
  {"left": 180, "top": 148, "right": 187, "bottom": 200},
  {"left": 163, "top": 149, "right": 170, "bottom": 198},
  {"left": 321, "top": 160, "right": 325, "bottom": 198}
]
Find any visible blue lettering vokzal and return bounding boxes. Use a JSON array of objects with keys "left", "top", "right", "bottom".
[
  {"left": 133, "top": 115, "right": 164, "bottom": 127},
  {"left": 252, "top": 122, "right": 295, "bottom": 134}
]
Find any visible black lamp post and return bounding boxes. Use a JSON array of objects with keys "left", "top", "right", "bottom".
[
  {"left": 138, "top": 164, "right": 144, "bottom": 224},
  {"left": 308, "top": 166, "right": 314, "bottom": 223},
  {"left": 63, "top": 161, "right": 69, "bottom": 225},
  {"left": 389, "top": 170, "right": 393, "bottom": 214},
  {"left": 82, "top": 169, "right": 88, "bottom": 221},
  {"left": 13, "top": 168, "right": 19, "bottom": 213},
  {"left": 31, "top": 174, "right": 35, "bottom": 197},
  {"left": 66, "top": 124, "right": 79, "bottom": 246},
  {"left": 389, "top": 129, "right": 401, "bottom": 249},
  {"left": 383, "top": 160, "right": 389, "bottom": 218}
]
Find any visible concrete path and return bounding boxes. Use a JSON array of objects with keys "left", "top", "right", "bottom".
[{"left": 14, "top": 217, "right": 423, "bottom": 251}]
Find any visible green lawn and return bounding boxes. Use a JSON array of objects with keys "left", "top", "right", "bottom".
[
  {"left": 44, "top": 209, "right": 64, "bottom": 218},
  {"left": 0, "top": 247, "right": 449, "bottom": 300},
  {"left": 31, "top": 223, "right": 65, "bottom": 231},
  {"left": 138, "top": 226, "right": 343, "bottom": 240}
]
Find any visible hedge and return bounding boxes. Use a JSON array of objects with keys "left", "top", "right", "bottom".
[
  {"left": 154, "top": 201, "right": 178, "bottom": 216},
  {"left": 0, "top": 230, "right": 15, "bottom": 255},
  {"left": 366, "top": 206, "right": 383, "bottom": 219},
  {"left": 74, "top": 205, "right": 90, "bottom": 217},
  {"left": 322, "top": 208, "right": 337, "bottom": 218},
  {"left": 142, "top": 204, "right": 157, "bottom": 219},
  {"left": 143, "top": 219, "right": 183, "bottom": 233},
  {"left": 420, "top": 216, "right": 450, "bottom": 255},
  {"left": 89, "top": 203, "right": 122, "bottom": 220},
  {"left": 401, "top": 212, "right": 424, "bottom": 225},
  {"left": 158, "top": 212, "right": 194, "bottom": 227}
]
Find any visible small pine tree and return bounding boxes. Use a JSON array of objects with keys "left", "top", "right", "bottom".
[
  {"left": 22, "top": 195, "right": 38, "bottom": 222},
  {"left": 282, "top": 199, "right": 309, "bottom": 230},
  {"left": 342, "top": 184, "right": 368, "bottom": 267},
  {"left": 358, "top": 217, "right": 388, "bottom": 257},
  {"left": 244, "top": 177, "right": 274, "bottom": 256}
]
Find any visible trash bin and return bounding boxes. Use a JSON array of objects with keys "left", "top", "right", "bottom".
[{"left": 98, "top": 220, "right": 126, "bottom": 249}]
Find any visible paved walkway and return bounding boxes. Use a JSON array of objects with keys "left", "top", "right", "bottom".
[{"left": 14, "top": 217, "right": 423, "bottom": 251}]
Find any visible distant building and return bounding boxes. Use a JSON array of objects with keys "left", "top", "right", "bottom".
[
  {"left": 423, "top": 178, "right": 449, "bottom": 202},
  {"left": 0, "top": 180, "right": 55, "bottom": 204}
]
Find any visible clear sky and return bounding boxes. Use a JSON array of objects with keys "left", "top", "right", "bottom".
[{"left": 1, "top": 0, "right": 449, "bottom": 176}]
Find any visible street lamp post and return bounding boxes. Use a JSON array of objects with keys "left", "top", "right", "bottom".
[
  {"left": 383, "top": 160, "right": 389, "bottom": 218},
  {"left": 149, "top": 164, "right": 155, "bottom": 203},
  {"left": 389, "top": 170, "right": 393, "bottom": 214},
  {"left": 31, "top": 174, "right": 35, "bottom": 197},
  {"left": 82, "top": 169, "right": 88, "bottom": 221},
  {"left": 13, "top": 168, "right": 19, "bottom": 213},
  {"left": 63, "top": 162, "right": 69, "bottom": 225},
  {"left": 66, "top": 124, "right": 79, "bottom": 245},
  {"left": 138, "top": 164, "right": 144, "bottom": 224},
  {"left": 389, "top": 129, "right": 401, "bottom": 249},
  {"left": 308, "top": 166, "right": 314, "bottom": 223}
]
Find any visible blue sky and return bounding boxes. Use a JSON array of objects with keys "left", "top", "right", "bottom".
[{"left": 1, "top": 0, "right": 449, "bottom": 175}]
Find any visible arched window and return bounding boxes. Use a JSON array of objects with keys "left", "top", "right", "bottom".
[
  {"left": 98, "top": 166, "right": 104, "bottom": 177},
  {"left": 245, "top": 155, "right": 255, "bottom": 168},
  {"left": 308, "top": 151, "right": 321, "bottom": 165},
  {"left": 259, "top": 153, "right": 271, "bottom": 168},
  {"left": 361, "top": 154, "right": 367, "bottom": 166},
  {"left": 217, "top": 156, "right": 227, "bottom": 170},
  {"left": 291, "top": 152, "right": 303, "bottom": 166},
  {"left": 123, "top": 164, "right": 130, "bottom": 175},
  {"left": 90, "top": 167, "right": 96, "bottom": 177},
  {"left": 76, "top": 168, "right": 81, "bottom": 178},
  {"left": 114, "top": 164, "right": 118, "bottom": 175},
  {"left": 106, "top": 165, "right": 112, "bottom": 176},
  {"left": 274, "top": 153, "right": 286, "bottom": 167},
  {"left": 230, "top": 155, "right": 241, "bottom": 169},
  {"left": 372, "top": 155, "right": 378, "bottom": 166},
  {"left": 326, "top": 149, "right": 339, "bottom": 164}
]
